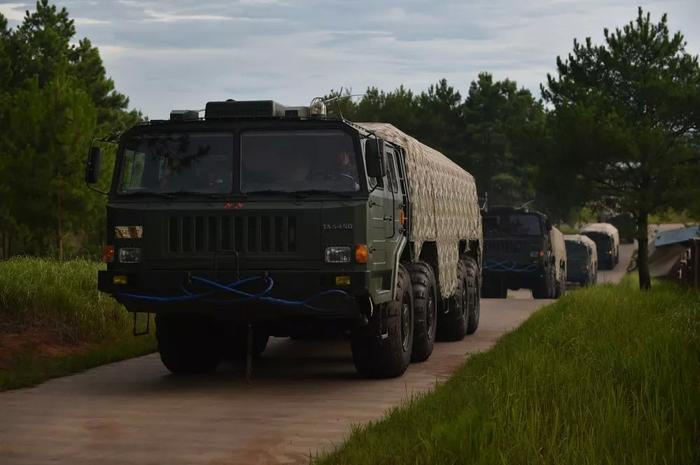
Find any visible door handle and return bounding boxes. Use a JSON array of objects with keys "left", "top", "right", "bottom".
[{"left": 383, "top": 216, "right": 393, "bottom": 222}]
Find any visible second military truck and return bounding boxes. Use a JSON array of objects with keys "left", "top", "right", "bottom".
[
  {"left": 481, "top": 206, "right": 567, "bottom": 299},
  {"left": 89, "top": 99, "right": 483, "bottom": 378}
]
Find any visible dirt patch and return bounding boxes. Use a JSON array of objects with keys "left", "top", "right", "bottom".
[{"left": 0, "top": 326, "right": 91, "bottom": 370}]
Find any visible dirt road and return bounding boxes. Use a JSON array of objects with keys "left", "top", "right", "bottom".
[{"left": 0, "top": 244, "right": 634, "bottom": 465}]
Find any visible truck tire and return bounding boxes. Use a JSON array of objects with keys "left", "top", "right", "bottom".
[
  {"left": 554, "top": 277, "right": 566, "bottom": 298},
  {"left": 351, "top": 264, "right": 414, "bottom": 378},
  {"left": 436, "top": 259, "right": 470, "bottom": 341},
  {"left": 406, "top": 261, "right": 437, "bottom": 362},
  {"left": 156, "top": 315, "right": 221, "bottom": 374},
  {"left": 482, "top": 279, "right": 507, "bottom": 299},
  {"left": 532, "top": 271, "right": 554, "bottom": 299},
  {"left": 464, "top": 257, "right": 481, "bottom": 335},
  {"left": 606, "top": 256, "right": 615, "bottom": 270}
]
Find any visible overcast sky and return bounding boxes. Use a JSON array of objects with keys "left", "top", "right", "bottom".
[{"left": 1, "top": 0, "right": 698, "bottom": 119}]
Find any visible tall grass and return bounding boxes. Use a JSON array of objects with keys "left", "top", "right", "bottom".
[
  {"left": 0, "top": 257, "right": 156, "bottom": 390},
  {"left": 0, "top": 257, "right": 130, "bottom": 342},
  {"left": 317, "top": 283, "right": 700, "bottom": 465}
]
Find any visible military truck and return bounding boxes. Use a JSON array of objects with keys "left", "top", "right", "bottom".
[
  {"left": 87, "top": 100, "right": 482, "bottom": 378},
  {"left": 580, "top": 223, "right": 620, "bottom": 270},
  {"left": 564, "top": 234, "right": 598, "bottom": 286},
  {"left": 481, "top": 206, "right": 566, "bottom": 299}
]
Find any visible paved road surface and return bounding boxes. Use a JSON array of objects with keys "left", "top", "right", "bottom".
[{"left": 0, "top": 244, "right": 634, "bottom": 465}]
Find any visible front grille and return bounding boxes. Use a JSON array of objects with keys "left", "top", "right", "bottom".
[
  {"left": 485, "top": 239, "right": 526, "bottom": 254},
  {"left": 167, "top": 215, "right": 297, "bottom": 254}
]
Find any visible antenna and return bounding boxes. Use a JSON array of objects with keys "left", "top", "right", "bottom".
[
  {"left": 320, "top": 89, "right": 366, "bottom": 121},
  {"left": 517, "top": 199, "right": 535, "bottom": 211}
]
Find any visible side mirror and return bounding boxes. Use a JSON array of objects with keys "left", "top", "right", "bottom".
[
  {"left": 365, "top": 138, "right": 386, "bottom": 178},
  {"left": 85, "top": 146, "right": 102, "bottom": 185}
]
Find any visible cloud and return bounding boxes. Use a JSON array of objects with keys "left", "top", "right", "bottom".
[
  {"left": 142, "top": 9, "right": 235, "bottom": 22},
  {"left": 0, "top": 2, "right": 27, "bottom": 21},
  {"left": 74, "top": 17, "right": 110, "bottom": 25},
  {"left": 2, "top": 0, "right": 697, "bottom": 119}
]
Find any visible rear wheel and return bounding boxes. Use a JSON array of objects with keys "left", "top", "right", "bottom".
[
  {"left": 437, "top": 259, "right": 470, "bottom": 341},
  {"left": 351, "top": 264, "right": 413, "bottom": 378},
  {"left": 406, "top": 261, "right": 438, "bottom": 362},
  {"left": 156, "top": 315, "right": 221, "bottom": 374},
  {"left": 464, "top": 257, "right": 481, "bottom": 335},
  {"left": 556, "top": 277, "right": 566, "bottom": 297},
  {"left": 481, "top": 277, "right": 507, "bottom": 299}
]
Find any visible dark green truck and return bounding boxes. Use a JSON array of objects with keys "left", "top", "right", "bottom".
[
  {"left": 88, "top": 100, "right": 483, "bottom": 378},
  {"left": 481, "top": 206, "right": 567, "bottom": 299}
]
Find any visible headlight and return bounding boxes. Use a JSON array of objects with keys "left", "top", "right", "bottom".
[
  {"left": 325, "top": 246, "right": 352, "bottom": 263},
  {"left": 115, "top": 226, "right": 143, "bottom": 239},
  {"left": 118, "top": 247, "right": 142, "bottom": 264}
]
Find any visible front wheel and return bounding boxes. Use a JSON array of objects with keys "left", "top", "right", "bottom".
[
  {"left": 156, "top": 315, "right": 221, "bottom": 374},
  {"left": 532, "top": 270, "right": 555, "bottom": 299},
  {"left": 351, "top": 264, "right": 414, "bottom": 378}
]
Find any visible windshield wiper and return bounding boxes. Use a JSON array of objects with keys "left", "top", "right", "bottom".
[
  {"left": 120, "top": 191, "right": 174, "bottom": 200},
  {"left": 167, "top": 190, "right": 224, "bottom": 200},
  {"left": 244, "top": 189, "right": 291, "bottom": 195},
  {"left": 292, "top": 189, "right": 353, "bottom": 198}
]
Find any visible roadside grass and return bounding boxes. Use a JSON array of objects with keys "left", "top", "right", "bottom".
[
  {"left": 0, "top": 331, "right": 155, "bottom": 390},
  {"left": 316, "top": 282, "right": 700, "bottom": 465},
  {"left": 0, "top": 257, "right": 155, "bottom": 390}
]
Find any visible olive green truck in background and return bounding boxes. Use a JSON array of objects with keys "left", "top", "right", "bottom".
[{"left": 87, "top": 99, "right": 483, "bottom": 378}]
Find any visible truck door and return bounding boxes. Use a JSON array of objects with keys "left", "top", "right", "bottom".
[
  {"left": 366, "top": 141, "right": 394, "bottom": 303},
  {"left": 384, "top": 147, "right": 400, "bottom": 239}
]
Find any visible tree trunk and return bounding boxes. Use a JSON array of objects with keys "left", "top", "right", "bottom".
[{"left": 636, "top": 211, "right": 651, "bottom": 290}]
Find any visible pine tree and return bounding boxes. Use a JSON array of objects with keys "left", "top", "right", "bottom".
[{"left": 542, "top": 8, "right": 700, "bottom": 289}]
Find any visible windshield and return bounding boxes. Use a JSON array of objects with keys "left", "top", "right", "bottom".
[
  {"left": 240, "top": 130, "right": 360, "bottom": 194},
  {"left": 483, "top": 213, "right": 543, "bottom": 237},
  {"left": 566, "top": 242, "right": 589, "bottom": 262},
  {"left": 118, "top": 133, "right": 233, "bottom": 194}
]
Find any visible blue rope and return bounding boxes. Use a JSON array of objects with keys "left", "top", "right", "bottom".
[
  {"left": 115, "top": 274, "right": 352, "bottom": 311},
  {"left": 483, "top": 260, "right": 539, "bottom": 273}
]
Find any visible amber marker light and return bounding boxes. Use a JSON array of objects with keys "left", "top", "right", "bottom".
[
  {"left": 113, "top": 275, "right": 128, "bottom": 285},
  {"left": 355, "top": 244, "right": 369, "bottom": 264},
  {"left": 335, "top": 275, "right": 351, "bottom": 286},
  {"left": 102, "top": 245, "right": 115, "bottom": 263},
  {"left": 400, "top": 209, "right": 407, "bottom": 225}
]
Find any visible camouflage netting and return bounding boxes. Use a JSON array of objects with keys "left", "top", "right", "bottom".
[
  {"left": 356, "top": 123, "right": 482, "bottom": 298},
  {"left": 550, "top": 227, "right": 567, "bottom": 283},
  {"left": 564, "top": 234, "right": 598, "bottom": 267},
  {"left": 581, "top": 223, "right": 620, "bottom": 249}
]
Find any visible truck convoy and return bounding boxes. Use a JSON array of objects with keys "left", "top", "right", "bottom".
[
  {"left": 580, "top": 223, "right": 620, "bottom": 270},
  {"left": 481, "top": 206, "right": 567, "bottom": 299},
  {"left": 564, "top": 234, "right": 598, "bottom": 286},
  {"left": 87, "top": 99, "right": 483, "bottom": 378}
]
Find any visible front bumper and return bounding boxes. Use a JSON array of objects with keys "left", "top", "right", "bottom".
[
  {"left": 482, "top": 264, "right": 545, "bottom": 290},
  {"left": 98, "top": 269, "right": 368, "bottom": 321}
]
